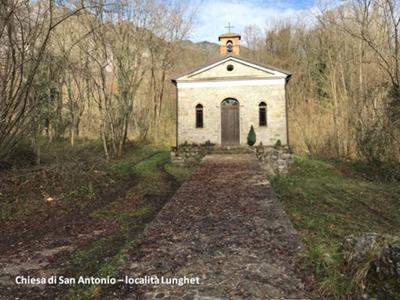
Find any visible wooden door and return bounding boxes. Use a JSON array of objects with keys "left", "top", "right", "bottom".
[{"left": 221, "top": 99, "right": 240, "bottom": 145}]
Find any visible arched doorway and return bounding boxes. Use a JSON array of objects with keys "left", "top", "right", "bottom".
[{"left": 221, "top": 98, "right": 240, "bottom": 145}]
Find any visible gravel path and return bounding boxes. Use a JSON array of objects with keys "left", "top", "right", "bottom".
[{"left": 119, "top": 154, "right": 309, "bottom": 300}]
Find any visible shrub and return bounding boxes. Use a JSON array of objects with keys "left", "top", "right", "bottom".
[
  {"left": 201, "top": 140, "right": 215, "bottom": 147},
  {"left": 247, "top": 125, "right": 256, "bottom": 146}
]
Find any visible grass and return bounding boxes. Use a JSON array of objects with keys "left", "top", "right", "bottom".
[
  {"left": 164, "top": 162, "right": 197, "bottom": 183},
  {"left": 67, "top": 152, "right": 196, "bottom": 300},
  {"left": 0, "top": 138, "right": 198, "bottom": 300},
  {"left": 106, "top": 144, "right": 162, "bottom": 179},
  {"left": 61, "top": 142, "right": 197, "bottom": 299},
  {"left": 269, "top": 156, "right": 400, "bottom": 299}
]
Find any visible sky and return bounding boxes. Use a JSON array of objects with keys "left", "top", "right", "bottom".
[{"left": 189, "top": 0, "right": 317, "bottom": 43}]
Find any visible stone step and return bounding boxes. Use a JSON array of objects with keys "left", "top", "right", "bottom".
[{"left": 211, "top": 146, "right": 255, "bottom": 154}]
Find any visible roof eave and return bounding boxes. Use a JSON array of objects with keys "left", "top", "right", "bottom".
[
  {"left": 170, "top": 54, "right": 292, "bottom": 82},
  {"left": 218, "top": 35, "right": 241, "bottom": 41}
]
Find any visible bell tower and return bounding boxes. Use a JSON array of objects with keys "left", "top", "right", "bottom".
[{"left": 219, "top": 23, "right": 240, "bottom": 56}]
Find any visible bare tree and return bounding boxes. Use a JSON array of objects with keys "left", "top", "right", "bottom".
[
  {"left": 147, "top": 0, "right": 193, "bottom": 140},
  {"left": 0, "top": 0, "right": 86, "bottom": 160},
  {"left": 81, "top": 0, "right": 151, "bottom": 158}
]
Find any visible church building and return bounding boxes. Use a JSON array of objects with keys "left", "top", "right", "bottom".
[{"left": 172, "top": 32, "right": 291, "bottom": 147}]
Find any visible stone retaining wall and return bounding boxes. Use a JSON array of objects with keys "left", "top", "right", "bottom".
[
  {"left": 255, "top": 145, "right": 294, "bottom": 175},
  {"left": 341, "top": 233, "right": 400, "bottom": 299},
  {"left": 171, "top": 143, "right": 294, "bottom": 176},
  {"left": 171, "top": 144, "right": 214, "bottom": 164}
]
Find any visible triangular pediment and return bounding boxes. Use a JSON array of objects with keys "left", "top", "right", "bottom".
[{"left": 172, "top": 56, "right": 290, "bottom": 82}]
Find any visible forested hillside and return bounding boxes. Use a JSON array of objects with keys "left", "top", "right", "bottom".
[
  {"left": 0, "top": 0, "right": 196, "bottom": 162},
  {"left": 2, "top": 0, "right": 399, "bottom": 165},
  {"left": 239, "top": 4, "right": 400, "bottom": 163}
]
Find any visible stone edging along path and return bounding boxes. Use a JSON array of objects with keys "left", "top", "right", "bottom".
[{"left": 117, "top": 154, "right": 309, "bottom": 300}]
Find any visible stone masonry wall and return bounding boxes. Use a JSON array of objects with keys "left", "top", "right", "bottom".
[
  {"left": 177, "top": 83, "right": 287, "bottom": 146},
  {"left": 171, "top": 143, "right": 294, "bottom": 177},
  {"left": 170, "top": 143, "right": 215, "bottom": 164},
  {"left": 255, "top": 145, "right": 293, "bottom": 175}
]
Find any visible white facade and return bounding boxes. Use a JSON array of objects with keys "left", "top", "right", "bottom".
[{"left": 172, "top": 56, "right": 291, "bottom": 147}]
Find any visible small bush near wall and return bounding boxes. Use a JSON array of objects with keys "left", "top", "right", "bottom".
[{"left": 247, "top": 125, "right": 256, "bottom": 146}]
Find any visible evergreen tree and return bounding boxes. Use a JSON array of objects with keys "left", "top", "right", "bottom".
[{"left": 247, "top": 125, "right": 256, "bottom": 146}]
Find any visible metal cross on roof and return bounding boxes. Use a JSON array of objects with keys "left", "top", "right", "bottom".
[{"left": 225, "top": 22, "right": 234, "bottom": 32}]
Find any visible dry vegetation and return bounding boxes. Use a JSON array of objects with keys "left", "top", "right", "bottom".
[
  {"left": 1, "top": 0, "right": 399, "bottom": 164},
  {"left": 0, "top": 0, "right": 195, "bottom": 162},
  {"left": 241, "top": 1, "right": 400, "bottom": 163}
]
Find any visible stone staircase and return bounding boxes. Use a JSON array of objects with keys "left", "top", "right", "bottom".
[
  {"left": 210, "top": 145, "right": 255, "bottom": 154},
  {"left": 171, "top": 144, "right": 294, "bottom": 176},
  {"left": 171, "top": 144, "right": 255, "bottom": 164}
]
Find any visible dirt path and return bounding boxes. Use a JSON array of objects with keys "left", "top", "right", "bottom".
[{"left": 118, "top": 154, "right": 309, "bottom": 300}]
